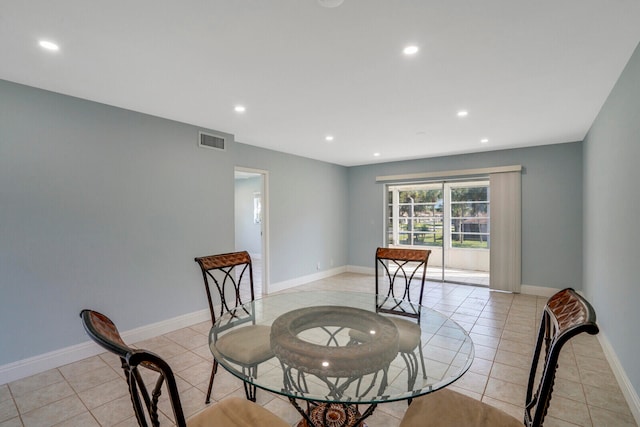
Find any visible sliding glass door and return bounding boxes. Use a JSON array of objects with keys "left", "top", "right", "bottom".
[{"left": 386, "top": 179, "right": 490, "bottom": 286}]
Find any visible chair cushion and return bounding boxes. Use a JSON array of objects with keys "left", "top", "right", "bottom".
[
  {"left": 348, "top": 316, "right": 421, "bottom": 352},
  {"left": 387, "top": 317, "right": 421, "bottom": 352},
  {"left": 214, "top": 325, "right": 273, "bottom": 365},
  {"left": 188, "top": 396, "right": 289, "bottom": 427},
  {"left": 399, "top": 389, "right": 523, "bottom": 427}
]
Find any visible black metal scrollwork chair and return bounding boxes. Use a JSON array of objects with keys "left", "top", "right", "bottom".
[
  {"left": 349, "top": 247, "right": 431, "bottom": 393},
  {"left": 80, "top": 310, "right": 288, "bottom": 427},
  {"left": 400, "top": 288, "right": 600, "bottom": 427},
  {"left": 194, "top": 251, "right": 272, "bottom": 403}
]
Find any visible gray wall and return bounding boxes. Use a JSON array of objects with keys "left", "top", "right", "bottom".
[
  {"left": 347, "top": 142, "right": 583, "bottom": 290},
  {"left": 234, "top": 176, "right": 262, "bottom": 256},
  {"left": 583, "top": 42, "right": 640, "bottom": 394},
  {"left": 0, "top": 79, "right": 349, "bottom": 366}
]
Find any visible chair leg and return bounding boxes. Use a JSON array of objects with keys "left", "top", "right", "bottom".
[
  {"left": 244, "top": 382, "right": 257, "bottom": 402},
  {"left": 205, "top": 359, "right": 218, "bottom": 404},
  {"left": 400, "top": 351, "right": 419, "bottom": 391},
  {"left": 243, "top": 365, "right": 258, "bottom": 402},
  {"left": 418, "top": 340, "right": 427, "bottom": 379}
]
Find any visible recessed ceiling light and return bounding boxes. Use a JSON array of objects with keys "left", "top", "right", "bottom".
[
  {"left": 234, "top": 105, "right": 246, "bottom": 113},
  {"left": 325, "top": 135, "right": 334, "bottom": 142},
  {"left": 403, "top": 45, "right": 419, "bottom": 55},
  {"left": 457, "top": 110, "right": 468, "bottom": 117},
  {"left": 481, "top": 138, "right": 489, "bottom": 143},
  {"left": 373, "top": 152, "right": 381, "bottom": 157},
  {"left": 38, "top": 40, "right": 59, "bottom": 51}
]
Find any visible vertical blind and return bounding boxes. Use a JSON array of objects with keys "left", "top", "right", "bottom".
[{"left": 489, "top": 171, "right": 522, "bottom": 292}]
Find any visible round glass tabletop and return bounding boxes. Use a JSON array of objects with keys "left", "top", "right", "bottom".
[{"left": 209, "top": 290, "right": 474, "bottom": 404}]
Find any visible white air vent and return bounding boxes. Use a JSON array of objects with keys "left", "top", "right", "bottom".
[{"left": 199, "top": 131, "right": 228, "bottom": 151}]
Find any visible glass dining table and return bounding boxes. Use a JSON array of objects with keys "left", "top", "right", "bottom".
[{"left": 209, "top": 290, "right": 474, "bottom": 427}]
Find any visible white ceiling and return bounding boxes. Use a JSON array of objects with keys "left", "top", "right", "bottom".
[{"left": 1, "top": 1, "right": 639, "bottom": 166}]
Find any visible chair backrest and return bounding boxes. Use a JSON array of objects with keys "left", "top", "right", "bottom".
[
  {"left": 375, "top": 247, "right": 431, "bottom": 320},
  {"left": 524, "top": 288, "right": 599, "bottom": 427},
  {"left": 194, "top": 251, "right": 255, "bottom": 325},
  {"left": 80, "top": 310, "right": 188, "bottom": 427}
]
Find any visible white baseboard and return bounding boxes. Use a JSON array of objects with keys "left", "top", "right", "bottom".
[
  {"left": 0, "top": 309, "right": 209, "bottom": 386},
  {"left": 597, "top": 331, "right": 640, "bottom": 425},
  {"left": 268, "top": 266, "right": 347, "bottom": 293},
  {"left": 346, "top": 265, "right": 375, "bottom": 275}
]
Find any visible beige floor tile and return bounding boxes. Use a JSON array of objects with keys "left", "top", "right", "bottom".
[
  {"left": 166, "top": 351, "right": 207, "bottom": 373},
  {"left": 455, "top": 307, "right": 483, "bottom": 317},
  {"left": 474, "top": 316, "right": 505, "bottom": 328},
  {"left": 365, "top": 407, "right": 401, "bottom": 427},
  {"left": 0, "top": 417, "right": 23, "bottom": 427},
  {"left": 447, "top": 385, "right": 482, "bottom": 401},
  {"left": 262, "top": 396, "right": 301, "bottom": 426},
  {"left": 469, "top": 332, "right": 500, "bottom": 349},
  {"left": 583, "top": 383, "right": 633, "bottom": 416},
  {"left": 554, "top": 377, "right": 586, "bottom": 403},
  {"left": 498, "top": 338, "right": 534, "bottom": 356},
  {"left": 546, "top": 395, "right": 592, "bottom": 427},
  {"left": 468, "top": 357, "right": 493, "bottom": 376},
  {"left": 189, "top": 321, "right": 213, "bottom": 335},
  {"left": 207, "top": 371, "right": 244, "bottom": 401},
  {"left": 0, "top": 387, "right": 11, "bottom": 404},
  {"left": 542, "top": 416, "right": 584, "bottom": 427},
  {"left": 588, "top": 405, "right": 637, "bottom": 427},
  {"left": 152, "top": 341, "right": 190, "bottom": 360},
  {"left": 65, "top": 365, "right": 120, "bottom": 393},
  {"left": 21, "top": 395, "right": 86, "bottom": 427},
  {"left": 175, "top": 360, "right": 213, "bottom": 387},
  {"left": 90, "top": 394, "right": 135, "bottom": 427},
  {"left": 473, "top": 344, "right": 497, "bottom": 361},
  {"left": 575, "top": 354, "right": 613, "bottom": 375},
  {"left": 451, "top": 371, "right": 488, "bottom": 394},
  {"left": 478, "top": 310, "right": 508, "bottom": 322},
  {"left": 159, "top": 386, "right": 207, "bottom": 419},
  {"left": 77, "top": 377, "right": 129, "bottom": 410},
  {"left": 494, "top": 348, "right": 531, "bottom": 369},
  {"left": 0, "top": 400, "right": 18, "bottom": 424},
  {"left": 501, "top": 328, "right": 535, "bottom": 344},
  {"left": 556, "top": 363, "right": 582, "bottom": 383},
  {"left": 131, "top": 335, "right": 173, "bottom": 351},
  {"left": 9, "top": 370, "right": 64, "bottom": 398},
  {"left": 579, "top": 367, "right": 620, "bottom": 392},
  {"left": 376, "top": 399, "right": 408, "bottom": 420},
  {"left": 572, "top": 340, "right": 606, "bottom": 360},
  {"left": 490, "top": 362, "right": 529, "bottom": 387},
  {"left": 164, "top": 328, "right": 208, "bottom": 350},
  {"left": 191, "top": 344, "right": 214, "bottom": 361},
  {"left": 483, "top": 378, "right": 526, "bottom": 407},
  {"left": 14, "top": 381, "right": 75, "bottom": 414},
  {"left": 52, "top": 411, "right": 100, "bottom": 427},
  {"left": 481, "top": 395, "right": 523, "bottom": 420},
  {"left": 559, "top": 346, "right": 577, "bottom": 366},
  {"left": 450, "top": 313, "right": 479, "bottom": 324},
  {"left": 58, "top": 357, "right": 108, "bottom": 379},
  {"left": 503, "top": 319, "right": 537, "bottom": 334},
  {"left": 470, "top": 324, "right": 503, "bottom": 337}
]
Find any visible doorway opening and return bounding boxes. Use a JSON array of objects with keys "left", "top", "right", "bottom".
[
  {"left": 385, "top": 179, "right": 490, "bottom": 286},
  {"left": 234, "top": 167, "right": 269, "bottom": 295}
]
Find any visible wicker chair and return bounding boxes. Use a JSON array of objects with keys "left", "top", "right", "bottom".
[
  {"left": 80, "top": 310, "right": 288, "bottom": 427},
  {"left": 349, "top": 247, "right": 431, "bottom": 393},
  {"left": 399, "top": 288, "right": 599, "bottom": 427},
  {"left": 194, "top": 251, "right": 272, "bottom": 403}
]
